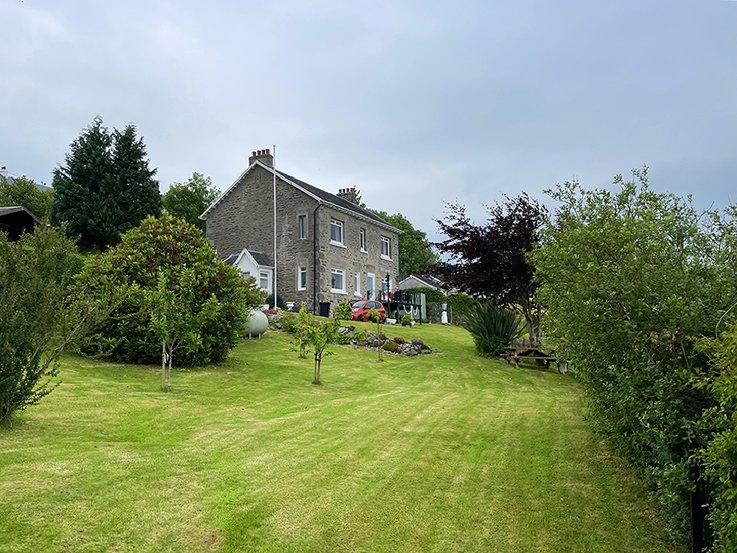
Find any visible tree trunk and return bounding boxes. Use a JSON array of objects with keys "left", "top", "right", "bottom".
[
  {"left": 161, "top": 340, "right": 167, "bottom": 392},
  {"left": 167, "top": 349, "right": 174, "bottom": 392},
  {"left": 313, "top": 354, "right": 321, "bottom": 384},
  {"left": 518, "top": 296, "right": 543, "bottom": 347}
]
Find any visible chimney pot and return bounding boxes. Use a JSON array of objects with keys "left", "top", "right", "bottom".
[{"left": 248, "top": 147, "right": 275, "bottom": 167}]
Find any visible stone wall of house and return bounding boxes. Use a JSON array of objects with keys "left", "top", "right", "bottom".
[
  {"left": 316, "top": 205, "right": 399, "bottom": 311},
  {"left": 205, "top": 164, "right": 399, "bottom": 313}
]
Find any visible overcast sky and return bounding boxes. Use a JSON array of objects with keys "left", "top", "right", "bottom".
[{"left": 2, "top": 0, "right": 736, "bottom": 240}]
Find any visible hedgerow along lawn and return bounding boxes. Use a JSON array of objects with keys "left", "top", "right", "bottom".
[{"left": 0, "top": 323, "right": 684, "bottom": 553}]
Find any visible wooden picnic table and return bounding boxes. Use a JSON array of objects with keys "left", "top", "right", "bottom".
[{"left": 502, "top": 346, "right": 560, "bottom": 370}]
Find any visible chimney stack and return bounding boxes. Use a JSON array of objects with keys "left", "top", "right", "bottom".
[
  {"left": 248, "top": 148, "right": 274, "bottom": 167},
  {"left": 337, "top": 186, "right": 360, "bottom": 205}
]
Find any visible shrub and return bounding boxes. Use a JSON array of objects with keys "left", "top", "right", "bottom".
[
  {"left": 0, "top": 226, "right": 84, "bottom": 423},
  {"left": 533, "top": 171, "right": 737, "bottom": 542},
  {"left": 382, "top": 340, "right": 399, "bottom": 353},
  {"left": 461, "top": 303, "right": 525, "bottom": 357},
  {"left": 333, "top": 300, "right": 353, "bottom": 321},
  {"left": 448, "top": 293, "right": 478, "bottom": 317},
  {"left": 77, "top": 215, "right": 265, "bottom": 366},
  {"left": 697, "top": 329, "right": 737, "bottom": 552},
  {"left": 265, "top": 293, "right": 285, "bottom": 310},
  {"left": 393, "top": 336, "right": 406, "bottom": 344},
  {"left": 411, "top": 338, "right": 424, "bottom": 346},
  {"left": 281, "top": 311, "right": 299, "bottom": 334}
]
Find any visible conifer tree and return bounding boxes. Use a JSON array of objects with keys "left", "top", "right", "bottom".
[
  {"left": 112, "top": 125, "right": 162, "bottom": 234},
  {"left": 51, "top": 117, "right": 161, "bottom": 250}
]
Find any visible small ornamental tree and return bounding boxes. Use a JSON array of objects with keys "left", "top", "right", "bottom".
[
  {"left": 147, "top": 268, "right": 220, "bottom": 392},
  {"left": 78, "top": 215, "right": 265, "bottom": 366},
  {"left": 368, "top": 308, "right": 385, "bottom": 361},
  {"left": 307, "top": 317, "right": 340, "bottom": 385}
]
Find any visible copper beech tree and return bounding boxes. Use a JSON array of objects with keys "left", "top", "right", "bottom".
[{"left": 433, "top": 194, "right": 546, "bottom": 344}]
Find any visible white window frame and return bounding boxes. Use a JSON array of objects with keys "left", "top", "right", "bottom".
[
  {"left": 330, "top": 218, "right": 345, "bottom": 247},
  {"left": 259, "top": 269, "right": 272, "bottom": 294},
  {"left": 298, "top": 214, "right": 308, "bottom": 240},
  {"left": 297, "top": 266, "right": 307, "bottom": 291},
  {"left": 380, "top": 236, "right": 392, "bottom": 260},
  {"left": 354, "top": 272, "right": 361, "bottom": 297},
  {"left": 359, "top": 228, "right": 367, "bottom": 252},
  {"left": 367, "top": 272, "right": 375, "bottom": 300},
  {"left": 331, "top": 268, "right": 346, "bottom": 294}
]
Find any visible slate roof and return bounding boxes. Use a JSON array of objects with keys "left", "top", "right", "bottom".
[
  {"left": 201, "top": 161, "right": 401, "bottom": 234},
  {"left": 222, "top": 249, "right": 272, "bottom": 268},
  {"left": 275, "top": 169, "right": 392, "bottom": 228},
  {"left": 249, "top": 250, "right": 271, "bottom": 266}
]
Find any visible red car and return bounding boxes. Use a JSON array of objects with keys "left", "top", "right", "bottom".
[{"left": 351, "top": 300, "right": 386, "bottom": 322}]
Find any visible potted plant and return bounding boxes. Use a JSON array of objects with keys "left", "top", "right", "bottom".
[
  {"left": 286, "top": 296, "right": 296, "bottom": 311},
  {"left": 401, "top": 313, "right": 413, "bottom": 327}
]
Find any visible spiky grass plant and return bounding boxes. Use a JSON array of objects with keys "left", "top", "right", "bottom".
[{"left": 462, "top": 302, "right": 525, "bottom": 357}]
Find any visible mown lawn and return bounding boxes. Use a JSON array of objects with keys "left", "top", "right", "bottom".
[{"left": 0, "top": 323, "right": 684, "bottom": 553}]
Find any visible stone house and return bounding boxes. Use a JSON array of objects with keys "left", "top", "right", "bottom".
[{"left": 201, "top": 149, "right": 400, "bottom": 315}]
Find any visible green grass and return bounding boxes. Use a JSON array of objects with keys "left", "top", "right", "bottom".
[{"left": 0, "top": 323, "right": 684, "bottom": 553}]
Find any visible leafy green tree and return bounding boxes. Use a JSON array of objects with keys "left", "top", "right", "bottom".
[
  {"left": 371, "top": 211, "right": 438, "bottom": 276},
  {"left": 77, "top": 215, "right": 265, "bottom": 366},
  {"left": 162, "top": 172, "right": 219, "bottom": 231},
  {"left": 0, "top": 175, "right": 54, "bottom": 220},
  {"left": 0, "top": 226, "right": 108, "bottom": 424},
  {"left": 533, "top": 168, "right": 737, "bottom": 541},
  {"left": 51, "top": 117, "right": 161, "bottom": 250}
]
